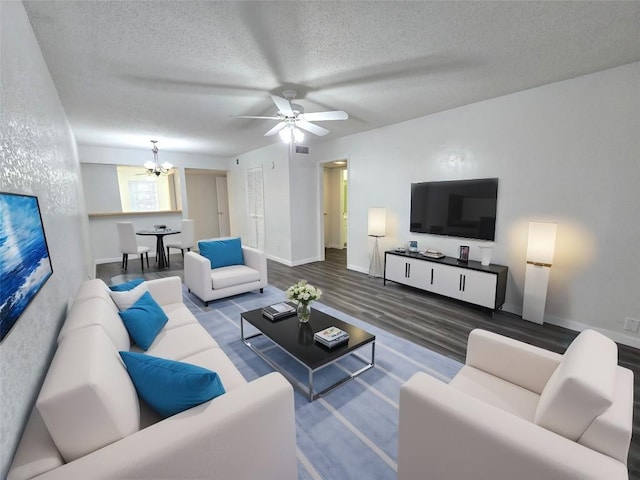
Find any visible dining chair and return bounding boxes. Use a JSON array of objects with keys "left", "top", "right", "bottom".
[
  {"left": 165, "top": 219, "right": 195, "bottom": 266},
  {"left": 116, "top": 222, "right": 150, "bottom": 271}
]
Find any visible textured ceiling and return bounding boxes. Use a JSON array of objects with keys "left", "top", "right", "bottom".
[{"left": 23, "top": 1, "right": 640, "bottom": 157}]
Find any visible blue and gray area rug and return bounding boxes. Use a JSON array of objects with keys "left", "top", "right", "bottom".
[{"left": 183, "top": 285, "right": 463, "bottom": 480}]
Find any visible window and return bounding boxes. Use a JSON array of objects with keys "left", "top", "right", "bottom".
[
  {"left": 116, "top": 166, "right": 178, "bottom": 212},
  {"left": 128, "top": 181, "right": 159, "bottom": 211}
]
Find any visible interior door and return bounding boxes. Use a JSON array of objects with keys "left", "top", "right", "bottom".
[
  {"left": 246, "top": 166, "right": 265, "bottom": 250},
  {"left": 215, "top": 176, "right": 230, "bottom": 237}
]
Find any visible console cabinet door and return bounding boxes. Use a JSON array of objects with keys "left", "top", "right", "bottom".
[
  {"left": 431, "top": 264, "right": 498, "bottom": 309},
  {"left": 459, "top": 269, "right": 497, "bottom": 309},
  {"left": 385, "top": 255, "right": 430, "bottom": 289},
  {"left": 430, "top": 264, "right": 461, "bottom": 298},
  {"left": 385, "top": 254, "right": 408, "bottom": 284}
]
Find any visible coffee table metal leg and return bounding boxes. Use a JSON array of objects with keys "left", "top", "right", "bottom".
[{"left": 308, "top": 370, "right": 314, "bottom": 401}]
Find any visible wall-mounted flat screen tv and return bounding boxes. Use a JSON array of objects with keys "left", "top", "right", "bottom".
[{"left": 410, "top": 178, "right": 498, "bottom": 241}]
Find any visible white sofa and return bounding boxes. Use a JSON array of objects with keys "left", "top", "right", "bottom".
[
  {"left": 184, "top": 244, "right": 267, "bottom": 306},
  {"left": 8, "top": 277, "right": 297, "bottom": 480},
  {"left": 398, "top": 328, "right": 633, "bottom": 480}
]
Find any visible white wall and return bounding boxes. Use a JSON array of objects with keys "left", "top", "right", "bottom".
[
  {"left": 307, "top": 62, "right": 640, "bottom": 346},
  {"left": 227, "top": 143, "right": 294, "bottom": 264},
  {"left": 78, "top": 145, "right": 231, "bottom": 263},
  {"left": 0, "top": 3, "right": 92, "bottom": 476}
]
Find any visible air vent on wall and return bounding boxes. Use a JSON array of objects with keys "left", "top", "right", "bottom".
[{"left": 295, "top": 145, "right": 309, "bottom": 154}]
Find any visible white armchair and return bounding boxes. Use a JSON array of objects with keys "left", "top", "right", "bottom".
[
  {"left": 184, "top": 243, "right": 267, "bottom": 306},
  {"left": 398, "top": 329, "right": 633, "bottom": 480}
]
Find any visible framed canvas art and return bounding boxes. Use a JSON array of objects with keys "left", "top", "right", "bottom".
[{"left": 0, "top": 192, "right": 53, "bottom": 341}]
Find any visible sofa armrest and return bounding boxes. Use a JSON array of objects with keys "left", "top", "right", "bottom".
[
  {"left": 466, "top": 329, "right": 562, "bottom": 394},
  {"left": 184, "top": 251, "right": 212, "bottom": 300},
  {"left": 242, "top": 246, "right": 267, "bottom": 286},
  {"left": 144, "top": 277, "right": 183, "bottom": 306},
  {"left": 398, "top": 372, "right": 627, "bottom": 480},
  {"left": 31, "top": 373, "right": 297, "bottom": 480}
]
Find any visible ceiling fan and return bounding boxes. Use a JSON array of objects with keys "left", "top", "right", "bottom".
[{"left": 231, "top": 90, "right": 348, "bottom": 142}]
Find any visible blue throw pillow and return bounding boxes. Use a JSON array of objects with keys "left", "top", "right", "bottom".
[
  {"left": 118, "top": 291, "right": 168, "bottom": 350},
  {"left": 119, "top": 351, "right": 226, "bottom": 418},
  {"left": 198, "top": 237, "right": 244, "bottom": 269},
  {"left": 109, "top": 278, "right": 144, "bottom": 291}
]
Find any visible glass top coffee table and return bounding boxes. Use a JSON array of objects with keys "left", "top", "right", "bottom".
[{"left": 241, "top": 307, "right": 375, "bottom": 401}]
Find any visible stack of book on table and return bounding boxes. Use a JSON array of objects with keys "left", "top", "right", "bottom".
[
  {"left": 261, "top": 302, "right": 296, "bottom": 321},
  {"left": 314, "top": 326, "right": 350, "bottom": 348}
]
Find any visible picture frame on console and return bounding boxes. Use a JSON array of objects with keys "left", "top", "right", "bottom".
[{"left": 458, "top": 245, "right": 469, "bottom": 263}]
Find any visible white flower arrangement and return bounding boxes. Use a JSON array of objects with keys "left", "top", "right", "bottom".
[{"left": 285, "top": 280, "right": 322, "bottom": 304}]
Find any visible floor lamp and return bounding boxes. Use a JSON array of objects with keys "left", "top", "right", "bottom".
[
  {"left": 522, "top": 221, "right": 557, "bottom": 324},
  {"left": 368, "top": 207, "right": 386, "bottom": 278}
]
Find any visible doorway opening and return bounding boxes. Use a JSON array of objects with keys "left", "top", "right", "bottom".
[
  {"left": 321, "top": 159, "right": 348, "bottom": 267},
  {"left": 184, "top": 169, "right": 230, "bottom": 243}
]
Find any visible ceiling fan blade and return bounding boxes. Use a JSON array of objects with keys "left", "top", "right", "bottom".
[
  {"left": 264, "top": 122, "right": 286, "bottom": 136},
  {"left": 230, "top": 115, "right": 281, "bottom": 120},
  {"left": 296, "top": 119, "right": 330, "bottom": 136},
  {"left": 270, "top": 95, "right": 294, "bottom": 117},
  {"left": 300, "top": 111, "right": 348, "bottom": 122}
]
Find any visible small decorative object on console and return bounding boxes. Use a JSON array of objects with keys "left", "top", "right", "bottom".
[
  {"left": 408, "top": 240, "right": 419, "bottom": 252},
  {"left": 285, "top": 280, "right": 323, "bottom": 323},
  {"left": 314, "top": 326, "right": 349, "bottom": 348},
  {"left": 262, "top": 302, "right": 296, "bottom": 321},
  {"left": 422, "top": 249, "right": 445, "bottom": 259},
  {"left": 458, "top": 245, "right": 469, "bottom": 263}
]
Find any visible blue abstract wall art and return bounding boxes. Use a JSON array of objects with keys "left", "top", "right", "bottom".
[{"left": 0, "top": 192, "right": 53, "bottom": 341}]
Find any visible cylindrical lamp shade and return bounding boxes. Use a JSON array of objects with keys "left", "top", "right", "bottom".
[
  {"left": 526, "top": 222, "right": 557, "bottom": 266},
  {"left": 368, "top": 208, "right": 386, "bottom": 237}
]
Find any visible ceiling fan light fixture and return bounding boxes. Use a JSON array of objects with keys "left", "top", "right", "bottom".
[
  {"left": 293, "top": 127, "right": 304, "bottom": 143},
  {"left": 279, "top": 128, "right": 292, "bottom": 143}
]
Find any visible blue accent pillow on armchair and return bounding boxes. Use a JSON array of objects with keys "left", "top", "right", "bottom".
[
  {"left": 198, "top": 237, "right": 244, "bottom": 269},
  {"left": 118, "top": 291, "right": 168, "bottom": 350},
  {"left": 119, "top": 351, "right": 226, "bottom": 417}
]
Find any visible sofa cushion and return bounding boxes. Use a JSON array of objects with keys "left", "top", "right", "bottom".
[
  {"left": 72, "top": 279, "right": 118, "bottom": 312},
  {"left": 450, "top": 366, "right": 540, "bottom": 422},
  {"left": 109, "top": 278, "right": 144, "bottom": 291},
  {"left": 181, "top": 348, "right": 248, "bottom": 393},
  {"left": 120, "top": 351, "right": 226, "bottom": 418},
  {"left": 198, "top": 237, "right": 244, "bottom": 269},
  {"left": 211, "top": 265, "right": 260, "bottom": 290},
  {"left": 109, "top": 281, "right": 148, "bottom": 311},
  {"left": 140, "top": 323, "right": 219, "bottom": 360},
  {"left": 36, "top": 326, "right": 139, "bottom": 462},
  {"left": 534, "top": 329, "right": 617, "bottom": 440},
  {"left": 58, "top": 298, "right": 130, "bottom": 350},
  {"left": 118, "top": 292, "right": 168, "bottom": 350}
]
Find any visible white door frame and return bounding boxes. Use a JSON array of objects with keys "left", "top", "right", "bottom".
[{"left": 317, "top": 157, "right": 349, "bottom": 262}]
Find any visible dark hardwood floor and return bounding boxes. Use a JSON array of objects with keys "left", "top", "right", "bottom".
[{"left": 97, "top": 248, "right": 640, "bottom": 478}]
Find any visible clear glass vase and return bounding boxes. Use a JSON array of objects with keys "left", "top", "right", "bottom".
[{"left": 296, "top": 302, "right": 311, "bottom": 323}]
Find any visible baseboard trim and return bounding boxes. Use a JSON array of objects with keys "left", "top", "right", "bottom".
[
  {"left": 348, "top": 264, "right": 368, "bottom": 275},
  {"left": 503, "top": 303, "right": 640, "bottom": 349},
  {"left": 266, "top": 254, "right": 294, "bottom": 266},
  {"left": 96, "top": 253, "right": 158, "bottom": 265},
  {"left": 291, "top": 256, "right": 321, "bottom": 266}
]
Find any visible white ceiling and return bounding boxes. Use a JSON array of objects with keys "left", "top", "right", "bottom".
[{"left": 23, "top": 1, "right": 640, "bottom": 158}]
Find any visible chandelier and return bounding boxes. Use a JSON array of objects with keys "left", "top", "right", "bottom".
[{"left": 143, "top": 140, "right": 173, "bottom": 176}]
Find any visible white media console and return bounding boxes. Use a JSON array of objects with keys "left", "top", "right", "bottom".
[{"left": 384, "top": 251, "right": 508, "bottom": 310}]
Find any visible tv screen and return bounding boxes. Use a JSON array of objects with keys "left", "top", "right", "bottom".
[{"left": 410, "top": 178, "right": 498, "bottom": 241}]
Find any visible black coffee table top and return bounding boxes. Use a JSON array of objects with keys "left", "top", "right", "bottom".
[{"left": 241, "top": 307, "right": 375, "bottom": 370}]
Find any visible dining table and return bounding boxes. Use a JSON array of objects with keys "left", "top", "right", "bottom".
[{"left": 136, "top": 228, "right": 180, "bottom": 269}]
